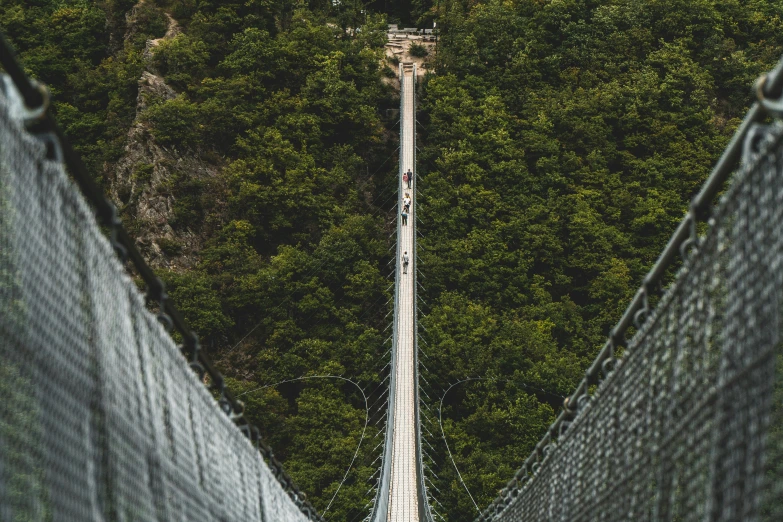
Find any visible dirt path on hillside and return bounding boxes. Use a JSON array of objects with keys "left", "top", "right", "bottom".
[{"left": 384, "top": 32, "right": 436, "bottom": 78}]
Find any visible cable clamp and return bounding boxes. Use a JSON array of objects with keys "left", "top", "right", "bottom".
[
  {"left": 679, "top": 212, "right": 699, "bottom": 262},
  {"left": 147, "top": 277, "right": 173, "bottom": 331},
  {"left": 742, "top": 123, "right": 777, "bottom": 167},
  {"left": 182, "top": 334, "right": 204, "bottom": 378},
  {"left": 633, "top": 284, "right": 651, "bottom": 329},
  {"left": 106, "top": 201, "right": 128, "bottom": 263},
  {"left": 21, "top": 80, "right": 50, "bottom": 126},
  {"left": 756, "top": 73, "right": 783, "bottom": 118}
]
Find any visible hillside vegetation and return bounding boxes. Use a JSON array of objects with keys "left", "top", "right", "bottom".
[
  {"left": 417, "top": 0, "right": 783, "bottom": 518},
  {"left": 3, "top": 0, "right": 783, "bottom": 520},
  {"left": 2, "top": 1, "right": 395, "bottom": 520}
]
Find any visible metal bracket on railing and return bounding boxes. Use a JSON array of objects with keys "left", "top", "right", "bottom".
[
  {"left": 211, "top": 374, "right": 232, "bottom": 417},
  {"left": 20, "top": 79, "right": 49, "bottom": 125},
  {"left": 558, "top": 419, "right": 572, "bottom": 438},
  {"left": 106, "top": 201, "right": 129, "bottom": 263},
  {"left": 633, "top": 284, "right": 650, "bottom": 329},
  {"left": 147, "top": 277, "right": 174, "bottom": 332},
  {"left": 755, "top": 73, "right": 783, "bottom": 117},
  {"left": 601, "top": 339, "right": 617, "bottom": 378},
  {"left": 6, "top": 77, "right": 62, "bottom": 163},
  {"left": 34, "top": 131, "right": 64, "bottom": 162},
  {"left": 183, "top": 335, "right": 205, "bottom": 379},
  {"left": 576, "top": 392, "right": 591, "bottom": 411},
  {"left": 742, "top": 123, "right": 778, "bottom": 167},
  {"left": 678, "top": 212, "right": 699, "bottom": 262}
]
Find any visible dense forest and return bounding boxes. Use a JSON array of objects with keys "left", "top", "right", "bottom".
[
  {"left": 3, "top": 0, "right": 783, "bottom": 520},
  {"left": 416, "top": 1, "right": 783, "bottom": 518}
]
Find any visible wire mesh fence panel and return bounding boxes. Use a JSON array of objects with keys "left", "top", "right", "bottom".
[
  {"left": 0, "top": 76, "right": 308, "bottom": 521},
  {"left": 489, "top": 122, "right": 783, "bottom": 522}
]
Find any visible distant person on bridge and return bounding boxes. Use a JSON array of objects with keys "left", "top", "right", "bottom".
[
  {"left": 403, "top": 172, "right": 408, "bottom": 187},
  {"left": 401, "top": 208, "right": 408, "bottom": 225},
  {"left": 406, "top": 168, "right": 413, "bottom": 188},
  {"left": 403, "top": 193, "right": 411, "bottom": 213},
  {"left": 403, "top": 251, "right": 409, "bottom": 274}
]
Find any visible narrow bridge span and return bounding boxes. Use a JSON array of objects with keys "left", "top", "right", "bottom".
[{"left": 370, "top": 63, "right": 434, "bottom": 522}]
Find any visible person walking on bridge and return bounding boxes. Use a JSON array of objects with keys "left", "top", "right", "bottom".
[
  {"left": 403, "top": 251, "right": 409, "bottom": 274},
  {"left": 401, "top": 207, "right": 408, "bottom": 226},
  {"left": 403, "top": 193, "right": 411, "bottom": 213},
  {"left": 406, "top": 168, "right": 413, "bottom": 188}
]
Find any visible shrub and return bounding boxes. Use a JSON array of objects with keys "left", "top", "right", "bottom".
[
  {"left": 144, "top": 95, "right": 201, "bottom": 148},
  {"left": 134, "top": 3, "right": 168, "bottom": 41},
  {"left": 131, "top": 162, "right": 154, "bottom": 184},
  {"left": 158, "top": 237, "right": 183, "bottom": 256},
  {"left": 408, "top": 42, "right": 428, "bottom": 58},
  {"left": 151, "top": 33, "right": 209, "bottom": 87}
]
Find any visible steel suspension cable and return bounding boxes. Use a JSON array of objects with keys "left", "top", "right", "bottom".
[
  {"left": 436, "top": 377, "right": 567, "bottom": 515},
  {"left": 238, "top": 375, "right": 371, "bottom": 518}
]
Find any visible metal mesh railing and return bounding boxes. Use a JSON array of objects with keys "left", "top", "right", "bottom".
[
  {"left": 0, "top": 73, "right": 310, "bottom": 521},
  {"left": 477, "top": 62, "right": 783, "bottom": 522}
]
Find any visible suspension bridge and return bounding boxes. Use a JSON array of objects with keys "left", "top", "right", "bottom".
[{"left": 2, "top": 27, "right": 783, "bottom": 521}]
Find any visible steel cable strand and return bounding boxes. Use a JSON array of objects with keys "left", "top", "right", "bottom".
[
  {"left": 437, "top": 378, "right": 484, "bottom": 514},
  {"left": 436, "top": 377, "right": 567, "bottom": 516},
  {"left": 238, "top": 374, "right": 371, "bottom": 518}
]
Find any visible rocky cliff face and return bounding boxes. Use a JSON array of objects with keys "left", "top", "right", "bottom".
[{"left": 108, "top": 6, "right": 219, "bottom": 271}]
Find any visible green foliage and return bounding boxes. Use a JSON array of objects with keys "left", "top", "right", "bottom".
[
  {"left": 417, "top": 0, "right": 783, "bottom": 517},
  {"left": 1, "top": 1, "right": 144, "bottom": 173},
  {"left": 3, "top": 2, "right": 396, "bottom": 518},
  {"left": 127, "top": 1, "right": 169, "bottom": 47},
  {"left": 409, "top": 41, "right": 428, "bottom": 57},
  {"left": 144, "top": 94, "right": 203, "bottom": 148},
  {"left": 136, "top": 3, "right": 395, "bottom": 516},
  {"left": 131, "top": 162, "right": 154, "bottom": 184},
  {"left": 163, "top": 270, "right": 234, "bottom": 337},
  {"left": 8, "top": 0, "right": 783, "bottom": 519},
  {"left": 151, "top": 33, "right": 209, "bottom": 88}
]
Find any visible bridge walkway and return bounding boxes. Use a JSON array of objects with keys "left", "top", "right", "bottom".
[{"left": 387, "top": 62, "right": 419, "bottom": 522}]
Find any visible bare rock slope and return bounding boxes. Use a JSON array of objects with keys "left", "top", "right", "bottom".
[{"left": 108, "top": 8, "right": 219, "bottom": 271}]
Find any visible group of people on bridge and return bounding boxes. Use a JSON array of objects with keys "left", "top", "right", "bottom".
[
  {"left": 401, "top": 168, "right": 413, "bottom": 275},
  {"left": 400, "top": 168, "right": 413, "bottom": 225}
]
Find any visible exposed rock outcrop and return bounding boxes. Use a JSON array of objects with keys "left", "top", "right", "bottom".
[
  {"left": 107, "top": 10, "right": 219, "bottom": 271},
  {"left": 143, "top": 11, "right": 181, "bottom": 63}
]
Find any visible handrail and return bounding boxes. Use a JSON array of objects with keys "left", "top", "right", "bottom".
[
  {"left": 0, "top": 30, "right": 323, "bottom": 522},
  {"left": 412, "top": 64, "right": 437, "bottom": 522},
  {"left": 368, "top": 62, "right": 406, "bottom": 522}
]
